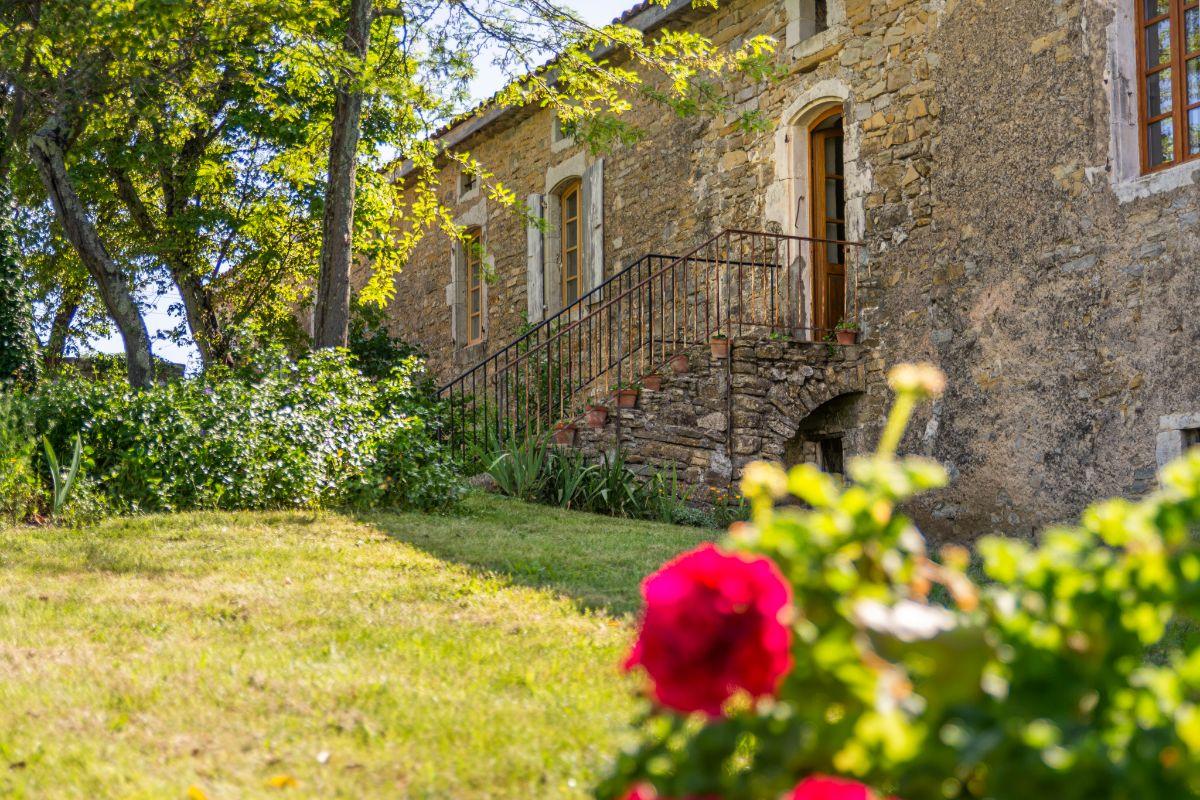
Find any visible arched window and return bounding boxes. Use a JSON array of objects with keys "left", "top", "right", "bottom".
[
  {"left": 1136, "top": 0, "right": 1200, "bottom": 172},
  {"left": 558, "top": 179, "right": 583, "bottom": 306},
  {"left": 464, "top": 227, "right": 485, "bottom": 345}
]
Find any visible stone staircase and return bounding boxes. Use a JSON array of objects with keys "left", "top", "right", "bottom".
[
  {"left": 569, "top": 334, "right": 883, "bottom": 497},
  {"left": 438, "top": 228, "right": 868, "bottom": 463}
]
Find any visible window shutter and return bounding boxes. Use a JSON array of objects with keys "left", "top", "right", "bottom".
[
  {"left": 526, "top": 193, "right": 545, "bottom": 322},
  {"left": 447, "top": 245, "right": 462, "bottom": 344},
  {"left": 582, "top": 159, "right": 604, "bottom": 299}
]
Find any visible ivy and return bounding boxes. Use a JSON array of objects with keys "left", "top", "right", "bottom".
[{"left": 0, "top": 191, "right": 39, "bottom": 386}]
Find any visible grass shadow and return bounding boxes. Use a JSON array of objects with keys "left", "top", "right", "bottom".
[{"left": 359, "top": 493, "right": 715, "bottom": 618}]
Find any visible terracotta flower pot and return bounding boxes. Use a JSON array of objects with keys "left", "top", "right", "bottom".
[
  {"left": 552, "top": 424, "right": 575, "bottom": 446},
  {"left": 710, "top": 337, "right": 731, "bottom": 359},
  {"left": 668, "top": 353, "right": 689, "bottom": 374},
  {"left": 835, "top": 330, "right": 859, "bottom": 346},
  {"left": 616, "top": 389, "right": 639, "bottom": 409},
  {"left": 586, "top": 405, "right": 609, "bottom": 429},
  {"left": 641, "top": 374, "right": 664, "bottom": 391}
]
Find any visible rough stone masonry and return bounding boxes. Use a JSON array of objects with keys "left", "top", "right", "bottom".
[{"left": 376, "top": 0, "right": 1200, "bottom": 542}]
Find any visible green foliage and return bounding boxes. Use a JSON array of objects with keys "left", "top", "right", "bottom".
[
  {"left": 487, "top": 435, "right": 552, "bottom": 502},
  {"left": 0, "top": 391, "right": 39, "bottom": 523},
  {"left": 42, "top": 433, "right": 82, "bottom": 517},
  {"left": 0, "top": 195, "right": 39, "bottom": 385},
  {"left": 27, "top": 350, "right": 461, "bottom": 513},
  {"left": 486, "top": 437, "right": 699, "bottom": 525},
  {"left": 599, "top": 369, "right": 1200, "bottom": 800},
  {"left": 348, "top": 301, "right": 422, "bottom": 380}
]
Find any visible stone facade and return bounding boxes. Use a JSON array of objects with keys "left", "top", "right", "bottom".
[
  {"left": 573, "top": 337, "right": 885, "bottom": 498},
  {"left": 386, "top": 0, "right": 1200, "bottom": 541}
]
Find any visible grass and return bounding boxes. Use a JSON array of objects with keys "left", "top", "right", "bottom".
[{"left": 0, "top": 494, "right": 713, "bottom": 799}]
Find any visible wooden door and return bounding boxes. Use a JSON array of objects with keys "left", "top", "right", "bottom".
[
  {"left": 560, "top": 180, "right": 582, "bottom": 306},
  {"left": 810, "top": 110, "right": 846, "bottom": 334}
]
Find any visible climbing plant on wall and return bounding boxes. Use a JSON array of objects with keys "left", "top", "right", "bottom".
[{"left": 0, "top": 191, "right": 39, "bottom": 384}]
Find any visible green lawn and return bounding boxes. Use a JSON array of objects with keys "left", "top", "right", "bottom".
[{"left": 0, "top": 494, "right": 712, "bottom": 799}]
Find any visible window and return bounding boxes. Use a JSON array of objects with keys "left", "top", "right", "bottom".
[
  {"left": 1156, "top": 413, "right": 1200, "bottom": 469},
  {"left": 818, "top": 436, "right": 845, "bottom": 476},
  {"left": 459, "top": 171, "right": 478, "bottom": 200},
  {"left": 465, "top": 228, "right": 484, "bottom": 345},
  {"left": 552, "top": 117, "right": 570, "bottom": 143},
  {"left": 786, "top": 0, "right": 830, "bottom": 49},
  {"left": 1185, "top": 428, "right": 1200, "bottom": 449},
  {"left": 1136, "top": 0, "right": 1200, "bottom": 172},
  {"left": 560, "top": 179, "right": 582, "bottom": 305}
]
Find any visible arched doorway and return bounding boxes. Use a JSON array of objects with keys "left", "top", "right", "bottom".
[
  {"left": 785, "top": 391, "right": 863, "bottom": 475},
  {"left": 809, "top": 108, "right": 846, "bottom": 335}
]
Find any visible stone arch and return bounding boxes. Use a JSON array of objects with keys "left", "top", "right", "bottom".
[
  {"left": 754, "top": 358, "right": 870, "bottom": 469},
  {"left": 784, "top": 391, "right": 865, "bottom": 474}
]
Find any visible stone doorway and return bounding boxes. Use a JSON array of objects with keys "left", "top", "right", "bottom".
[{"left": 785, "top": 391, "right": 863, "bottom": 475}]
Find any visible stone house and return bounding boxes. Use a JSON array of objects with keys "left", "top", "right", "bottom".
[{"left": 382, "top": 0, "right": 1200, "bottom": 541}]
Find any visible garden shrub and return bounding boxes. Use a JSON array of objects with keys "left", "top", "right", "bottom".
[
  {"left": 0, "top": 390, "right": 40, "bottom": 522},
  {"left": 600, "top": 364, "right": 1200, "bottom": 800},
  {"left": 486, "top": 437, "right": 698, "bottom": 524},
  {"left": 26, "top": 349, "right": 461, "bottom": 514}
]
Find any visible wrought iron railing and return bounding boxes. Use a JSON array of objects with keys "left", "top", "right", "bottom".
[{"left": 439, "top": 229, "right": 864, "bottom": 455}]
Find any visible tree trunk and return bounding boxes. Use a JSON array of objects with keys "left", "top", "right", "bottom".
[
  {"left": 28, "top": 114, "right": 155, "bottom": 388},
  {"left": 314, "top": 0, "right": 373, "bottom": 349},
  {"left": 111, "top": 166, "right": 230, "bottom": 367},
  {"left": 44, "top": 289, "right": 79, "bottom": 369}
]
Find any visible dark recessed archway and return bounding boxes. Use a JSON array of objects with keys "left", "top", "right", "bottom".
[{"left": 784, "top": 391, "right": 864, "bottom": 474}]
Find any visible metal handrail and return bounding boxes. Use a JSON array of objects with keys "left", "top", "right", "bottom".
[{"left": 439, "top": 229, "right": 864, "bottom": 455}]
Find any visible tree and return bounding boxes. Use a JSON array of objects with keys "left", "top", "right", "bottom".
[
  {"left": 0, "top": 190, "right": 39, "bottom": 384},
  {"left": 311, "top": 0, "right": 779, "bottom": 347},
  {"left": 3, "top": 0, "right": 776, "bottom": 379},
  {"left": 2, "top": 0, "right": 325, "bottom": 378}
]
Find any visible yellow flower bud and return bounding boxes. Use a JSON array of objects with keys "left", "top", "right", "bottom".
[
  {"left": 887, "top": 362, "right": 947, "bottom": 399},
  {"left": 740, "top": 461, "right": 789, "bottom": 500}
]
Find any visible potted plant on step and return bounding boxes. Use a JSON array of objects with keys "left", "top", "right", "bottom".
[
  {"left": 586, "top": 400, "right": 609, "bottom": 429},
  {"left": 710, "top": 333, "right": 731, "bottom": 359},
  {"left": 669, "top": 353, "right": 690, "bottom": 374},
  {"left": 641, "top": 373, "right": 664, "bottom": 391},
  {"left": 834, "top": 319, "right": 860, "bottom": 346},
  {"left": 552, "top": 420, "right": 576, "bottom": 445},
  {"left": 615, "top": 381, "right": 640, "bottom": 409}
]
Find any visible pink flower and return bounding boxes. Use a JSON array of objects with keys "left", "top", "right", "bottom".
[
  {"left": 790, "top": 776, "right": 878, "bottom": 800},
  {"left": 625, "top": 544, "right": 793, "bottom": 716}
]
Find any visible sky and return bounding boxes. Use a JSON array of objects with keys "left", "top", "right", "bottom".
[{"left": 88, "top": 0, "right": 639, "bottom": 370}]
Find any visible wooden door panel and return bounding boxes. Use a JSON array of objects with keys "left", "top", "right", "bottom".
[{"left": 810, "top": 111, "right": 846, "bottom": 335}]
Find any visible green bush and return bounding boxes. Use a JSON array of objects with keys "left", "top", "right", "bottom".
[
  {"left": 0, "top": 391, "right": 40, "bottom": 522},
  {"left": 599, "top": 365, "right": 1200, "bottom": 800},
  {"left": 0, "top": 194, "right": 39, "bottom": 386},
  {"left": 26, "top": 349, "right": 462, "bottom": 513}
]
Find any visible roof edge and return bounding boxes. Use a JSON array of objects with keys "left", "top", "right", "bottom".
[{"left": 396, "top": 0, "right": 698, "bottom": 179}]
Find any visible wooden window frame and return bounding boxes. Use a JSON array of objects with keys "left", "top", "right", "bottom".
[
  {"left": 809, "top": 106, "right": 846, "bottom": 334},
  {"left": 464, "top": 228, "right": 485, "bottom": 346},
  {"left": 1136, "top": 0, "right": 1200, "bottom": 174},
  {"left": 559, "top": 179, "right": 582, "bottom": 306}
]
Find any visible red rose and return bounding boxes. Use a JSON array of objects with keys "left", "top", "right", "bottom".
[
  {"left": 790, "top": 776, "right": 877, "bottom": 800},
  {"left": 625, "top": 544, "right": 793, "bottom": 716}
]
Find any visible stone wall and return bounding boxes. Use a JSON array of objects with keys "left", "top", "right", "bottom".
[
  {"left": 573, "top": 335, "right": 887, "bottom": 499},
  {"left": 385, "top": 0, "right": 1200, "bottom": 541}
]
